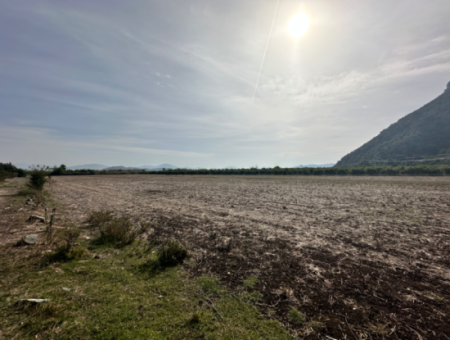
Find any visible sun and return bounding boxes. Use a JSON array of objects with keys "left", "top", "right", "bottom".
[{"left": 288, "top": 13, "right": 309, "bottom": 37}]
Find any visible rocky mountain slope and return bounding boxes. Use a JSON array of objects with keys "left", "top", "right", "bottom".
[{"left": 336, "top": 81, "right": 450, "bottom": 167}]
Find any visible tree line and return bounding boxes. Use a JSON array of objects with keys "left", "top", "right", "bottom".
[
  {"left": 2, "top": 164, "right": 450, "bottom": 182},
  {"left": 48, "top": 164, "right": 450, "bottom": 176}
]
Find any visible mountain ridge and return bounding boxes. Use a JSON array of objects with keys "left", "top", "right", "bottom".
[{"left": 335, "top": 81, "right": 450, "bottom": 167}]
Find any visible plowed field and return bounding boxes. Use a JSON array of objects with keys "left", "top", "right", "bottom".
[{"left": 52, "top": 175, "right": 450, "bottom": 339}]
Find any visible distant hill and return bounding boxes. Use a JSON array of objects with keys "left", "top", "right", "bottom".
[
  {"left": 296, "top": 163, "right": 335, "bottom": 168},
  {"left": 68, "top": 164, "right": 108, "bottom": 170},
  {"left": 103, "top": 166, "right": 142, "bottom": 171},
  {"left": 139, "top": 163, "right": 180, "bottom": 171},
  {"left": 140, "top": 164, "right": 179, "bottom": 170},
  {"left": 336, "top": 81, "right": 450, "bottom": 167}
]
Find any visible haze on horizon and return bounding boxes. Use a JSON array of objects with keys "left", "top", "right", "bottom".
[{"left": 1, "top": 0, "right": 450, "bottom": 169}]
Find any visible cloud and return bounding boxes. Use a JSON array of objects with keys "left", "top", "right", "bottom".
[
  {"left": 0, "top": 124, "right": 213, "bottom": 166},
  {"left": 1, "top": 0, "right": 450, "bottom": 167}
]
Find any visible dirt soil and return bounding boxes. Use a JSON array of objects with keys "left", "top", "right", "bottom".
[
  {"left": 49, "top": 175, "right": 450, "bottom": 339},
  {"left": 0, "top": 178, "right": 45, "bottom": 246}
]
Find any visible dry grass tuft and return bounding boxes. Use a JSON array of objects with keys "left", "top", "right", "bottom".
[{"left": 86, "top": 210, "right": 114, "bottom": 230}]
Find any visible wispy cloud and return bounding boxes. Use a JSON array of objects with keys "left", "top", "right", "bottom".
[{"left": 1, "top": 0, "right": 450, "bottom": 167}]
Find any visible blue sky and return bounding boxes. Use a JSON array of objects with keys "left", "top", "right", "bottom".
[{"left": 1, "top": 0, "right": 450, "bottom": 168}]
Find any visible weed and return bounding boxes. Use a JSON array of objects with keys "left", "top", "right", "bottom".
[
  {"left": 288, "top": 308, "right": 305, "bottom": 325},
  {"left": 307, "top": 320, "right": 324, "bottom": 331},
  {"left": 243, "top": 275, "right": 258, "bottom": 288},
  {"left": 87, "top": 210, "right": 114, "bottom": 230},
  {"left": 369, "top": 323, "right": 388, "bottom": 335},
  {"left": 247, "top": 291, "right": 263, "bottom": 301},
  {"left": 94, "top": 216, "right": 136, "bottom": 247},
  {"left": 156, "top": 240, "right": 189, "bottom": 267},
  {"left": 44, "top": 228, "right": 87, "bottom": 263}
]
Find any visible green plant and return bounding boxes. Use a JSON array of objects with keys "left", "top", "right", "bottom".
[
  {"left": 247, "top": 291, "right": 263, "bottom": 301},
  {"left": 87, "top": 210, "right": 115, "bottom": 230},
  {"left": 197, "top": 276, "right": 222, "bottom": 296},
  {"left": 288, "top": 308, "right": 305, "bottom": 325},
  {"left": 156, "top": 240, "right": 189, "bottom": 267},
  {"left": 27, "top": 165, "right": 49, "bottom": 191},
  {"left": 243, "top": 275, "right": 258, "bottom": 288},
  {"left": 187, "top": 313, "right": 201, "bottom": 325},
  {"left": 0, "top": 168, "right": 9, "bottom": 183},
  {"left": 307, "top": 320, "right": 324, "bottom": 331},
  {"left": 98, "top": 216, "right": 136, "bottom": 246},
  {"left": 44, "top": 228, "right": 86, "bottom": 263}
]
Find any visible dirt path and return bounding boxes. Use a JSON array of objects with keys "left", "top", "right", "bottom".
[{"left": 0, "top": 178, "right": 45, "bottom": 246}]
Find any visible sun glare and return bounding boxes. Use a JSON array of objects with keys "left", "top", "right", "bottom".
[{"left": 288, "top": 13, "right": 309, "bottom": 38}]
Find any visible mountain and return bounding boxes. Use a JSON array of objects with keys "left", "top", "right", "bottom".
[
  {"left": 295, "top": 163, "right": 335, "bottom": 168},
  {"left": 139, "top": 164, "right": 179, "bottom": 170},
  {"left": 336, "top": 81, "right": 450, "bottom": 167},
  {"left": 68, "top": 164, "right": 108, "bottom": 170},
  {"left": 103, "top": 166, "right": 143, "bottom": 171}
]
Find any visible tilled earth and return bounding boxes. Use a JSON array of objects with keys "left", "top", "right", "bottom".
[{"left": 51, "top": 175, "right": 450, "bottom": 339}]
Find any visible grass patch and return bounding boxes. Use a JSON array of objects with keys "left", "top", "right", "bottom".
[
  {"left": 0, "top": 242, "right": 294, "bottom": 339},
  {"left": 197, "top": 276, "right": 224, "bottom": 297},
  {"left": 243, "top": 275, "right": 258, "bottom": 288},
  {"left": 287, "top": 308, "right": 305, "bottom": 325}
]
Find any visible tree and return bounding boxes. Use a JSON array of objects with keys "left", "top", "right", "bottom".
[
  {"left": 27, "top": 165, "right": 49, "bottom": 191},
  {"left": 51, "top": 164, "right": 67, "bottom": 176}
]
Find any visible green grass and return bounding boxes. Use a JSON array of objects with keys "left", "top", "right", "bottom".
[
  {"left": 287, "top": 308, "right": 305, "bottom": 325},
  {"left": 0, "top": 240, "right": 294, "bottom": 340},
  {"left": 243, "top": 276, "right": 258, "bottom": 289}
]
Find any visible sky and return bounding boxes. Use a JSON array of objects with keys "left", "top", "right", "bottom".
[{"left": 1, "top": 0, "right": 450, "bottom": 169}]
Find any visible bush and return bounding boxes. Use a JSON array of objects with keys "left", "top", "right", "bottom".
[
  {"left": 27, "top": 165, "right": 49, "bottom": 191},
  {"left": 94, "top": 215, "right": 136, "bottom": 246},
  {"left": 157, "top": 240, "right": 189, "bottom": 267},
  {"left": 44, "top": 228, "right": 86, "bottom": 263},
  {"left": 87, "top": 210, "right": 114, "bottom": 230},
  {"left": 0, "top": 168, "right": 8, "bottom": 183}
]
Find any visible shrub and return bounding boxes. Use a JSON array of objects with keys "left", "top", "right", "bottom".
[
  {"left": 157, "top": 240, "right": 189, "bottom": 267},
  {"left": 44, "top": 227, "right": 86, "bottom": 263},
  {"left": 95, "top": 215, "right": 136, "bottom": 246},
  {"left": 60, "top": 228, "right": 81, "bottom": 251},
  {"left": 288, "top": 308, "right": 305, "bottom": 325},
  {"left": 27, "top": 165, "right": 49, "bottom": 191},
  {"left": 87, "top": 210, "right": 114, "bottom": 230}
]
